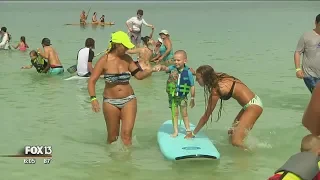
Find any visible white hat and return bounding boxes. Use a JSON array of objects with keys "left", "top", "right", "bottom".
[
  {"left": 157, "top": 37, "right": 163, "bottom": 43},
  {"left": 159, "top": 30, "right": 169, "bottom": 35}
]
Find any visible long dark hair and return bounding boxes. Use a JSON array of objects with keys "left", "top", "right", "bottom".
[
  {"left": 196, "top": 65, "right": 237, "bottom": 122},
  {"left": 141, "top": 36, "right": 150, "bottom": 47},
  {"left": 21, "top": 36, "right": 28, "bottom": 47}
]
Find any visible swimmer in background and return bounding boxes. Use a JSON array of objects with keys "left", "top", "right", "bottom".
[
  {"left": 80, "top": 10, "right": 88, "bottom": 25},
  {"left": 153, "top": 50, "right": 195, "bottom": 137},
  {"left": 268, "top": 134, "right": 320, "bottom": 180},
  {"left": 126, "top": 27, "right": 155, "bottom": 68},
  {"left": 37, "top": 38, "right": 64, "bottom": 75},
  {"left": 100, "top": 15, "right": 105, "bottom": 23},
  {"left": 126, "top": 35, "right": 153, "bottom": 71},
  {"left": 21, "top": 50, "right": 48, "bottom": 73},
  {"left": 152, "top": 30, "right": 174, "bottom": 65},
  {"left": 12, "top": 36, "right": 29, "bottom": 51},
  {"left": 92, "top": 12, "right": 98, "bottom": 24},
  {"left": 140, "top": 27, "right": 162, "bottom": 58},
  {"left": 0, "top": 27, "right": 11, "bottom": 50}
]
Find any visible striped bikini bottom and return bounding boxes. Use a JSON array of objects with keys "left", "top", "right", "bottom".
[{"left": 103, "top": 94, "right": 136, "bottom": 109}]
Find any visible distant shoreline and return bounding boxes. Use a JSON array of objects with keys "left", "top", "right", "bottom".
[{"left": 1, "top": 0, "right": 317, "bottom": 4}]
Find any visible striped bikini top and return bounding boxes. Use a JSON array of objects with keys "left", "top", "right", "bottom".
[{"left": 104, "top": 72, "right": 131, "bottom": 83}]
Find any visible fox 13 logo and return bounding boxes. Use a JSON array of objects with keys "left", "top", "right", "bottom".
[
  {"left": 22, "top": 145, "right": 52, "bottom": 164},
  {"left": 24, "top": 145, "right": 52, "bottom": 156}
]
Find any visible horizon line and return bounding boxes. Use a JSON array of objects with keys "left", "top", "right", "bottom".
[{"left": 0, "top": 0, "right": 316, "bottom": 3}]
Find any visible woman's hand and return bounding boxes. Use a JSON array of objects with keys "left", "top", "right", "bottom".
[
  {"left": 91, "top": 100, "right": 100, "bottom": 112},
  {"left": 189, "top": 68, "right": 196, "bottom": 75},
  {"left": 184, "top": 132, "right": 194, "bottom": 139},
  {"left": 189, "top": 99, "right": 195, "bottom": 108}
]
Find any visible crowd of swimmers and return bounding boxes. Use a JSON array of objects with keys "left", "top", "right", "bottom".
[{"left": 1, "top": 8, "right": 320, "bottom": 180}]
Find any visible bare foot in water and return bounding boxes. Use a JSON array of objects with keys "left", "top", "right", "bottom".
[{"left": 171, "top": 132, "right": 178, "bottom": 138}]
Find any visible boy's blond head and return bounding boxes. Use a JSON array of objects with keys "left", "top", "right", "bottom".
[
  {"left": 174, "top": 50, "right": 187, "bottom": 59},
  {"left": 301, "top": 134, "right": 320, "bottom": 152}
]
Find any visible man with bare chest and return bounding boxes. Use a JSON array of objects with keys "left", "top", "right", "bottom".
[{"left": 37, "top": 38, "right": 64, "bottom": 75}]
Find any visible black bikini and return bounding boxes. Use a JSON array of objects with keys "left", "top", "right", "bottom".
[{"left": 219, "top": 78, "right": 236, "bottom": 100}]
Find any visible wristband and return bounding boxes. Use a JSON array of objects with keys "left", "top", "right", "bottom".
[
  {"left": 191, "top": 97, "right": 195, "bottom": 100},
  {"left": 296, "top": 68, "right": 301, "bottom": 72},
  {"left": 192, "top": 131, "right": 196, "bottom": 137},
  {"left": 90, "top": 96, "right": 96, "bottom": 101}
]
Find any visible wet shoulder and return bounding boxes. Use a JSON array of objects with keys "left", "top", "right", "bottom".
[{"left": 45, "top": 46, "right": 55, "bottom": 52}]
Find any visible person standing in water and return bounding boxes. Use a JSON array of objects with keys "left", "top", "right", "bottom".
[
  {"left": 37, "top": 38, "right": 64, "bottom": 75},
  {"left": 76, "top": 38, "right": 95, "bottom": 77},
  {"left": 184, "top": 65, "right": 263, "bottom": 150},
  {"left": 294, "top": 14, "right": 320, "bottom": 93},
  {"left": 88, "top": 31, "right": 156, "bottom": 146},
  {"left": 126, "top": 9, "right": 154, "bottom": 48}
]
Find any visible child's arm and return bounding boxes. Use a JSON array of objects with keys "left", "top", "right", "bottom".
[
  {"left": 25, "top": 43, "right": 29, "bottom": 48},
  {"left": 21, "top": 65, "right": 33, "bottom": 69},
  {"left": 13, "top": 42, "right": 19, "bottom": 49}
]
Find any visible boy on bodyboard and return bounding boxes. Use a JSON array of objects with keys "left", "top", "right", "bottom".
[{"left": 152, "top": 50, "right": 195, "bottom": 137}]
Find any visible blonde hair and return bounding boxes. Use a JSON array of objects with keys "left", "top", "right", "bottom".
[
  {"left": 301, "top": 134, "right": 320, "bottom": 152},
  {"left": 174, "top": 50, "right": 187, "bottom": 59}
]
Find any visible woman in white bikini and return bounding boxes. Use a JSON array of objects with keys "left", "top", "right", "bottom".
[{"left": 185, "top": 65, "right": 263, "bottom": 150}]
